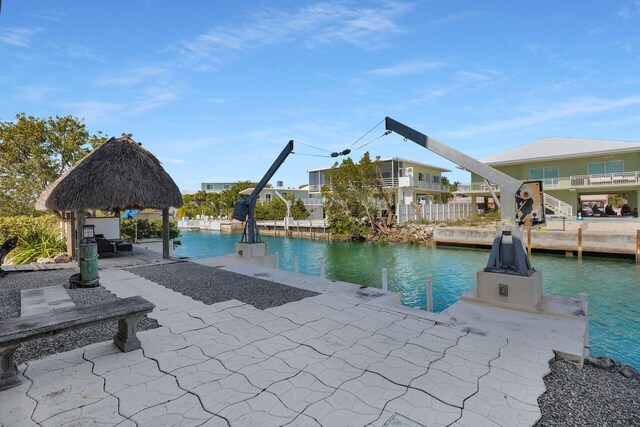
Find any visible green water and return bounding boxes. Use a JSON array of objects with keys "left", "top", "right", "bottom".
[{"left": 175, "top": 230, "right": 640, "bottom": 369}]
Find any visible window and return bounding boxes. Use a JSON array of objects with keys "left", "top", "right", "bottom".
[
  {"left": 223, "top": 184, "right": 231, "bottom": 189},
  {"left": 588, "top": 161, "right": 623, "bottom": 175},
  {"left": 433, "top": 176, "right": 440, "bottom": 183},
  {"left": 529, "top": 167, "right": 559, "bottom": 180},
  {"left": 266, "top": 194, "right": 271, "bottom": 201},
  {"left": 206, "top": 184, "right": 213, "bottom": 190},
  {"left": 418, "top": 173, "right": 424, "bottom": 181}
]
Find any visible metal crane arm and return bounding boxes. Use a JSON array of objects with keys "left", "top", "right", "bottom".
[
  {"left": 384, "top": 117, "right": 522, "bottom": 224},
  {"left": 246, "top": 140, "right": 294, "bottom": 208},
  {"left": 233, "top": 140, "right": 294, "bottom": 243}
]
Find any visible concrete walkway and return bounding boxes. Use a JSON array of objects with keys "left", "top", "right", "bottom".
[{"left": 1, "top": 268, "right": 554, "bottom": 427}]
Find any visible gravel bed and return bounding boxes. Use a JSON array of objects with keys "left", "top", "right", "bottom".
[
  {"left": 0, "top": 270, "right": 158, "bottom": 365},
  {"left": 127, "top": 261, "right": 318, "bottom": 310},
  {"left": 536, "top": 358, "right": 640, "bottom": 426}
]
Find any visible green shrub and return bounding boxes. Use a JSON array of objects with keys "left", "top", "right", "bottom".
[
  {"left": 4, "top": 217, "right": 66, "bottom": 265},
  {"left": 120, "top": 219, "right": 181, "bottom": 246}
]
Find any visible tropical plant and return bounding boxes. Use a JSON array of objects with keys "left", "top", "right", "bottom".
[
  {"left": 5, "top": 219, "right": 66, "bottom": 265},
  {"left": 120, "top": 219, "right": 181, "bottom": 246},
  {"left": 254, "top": 194, "right": 309, "bottom": 221},
  {"left": 322, "top": 152, "right": 394, "bottom": 238}
]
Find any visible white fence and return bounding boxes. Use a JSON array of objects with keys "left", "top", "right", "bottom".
[{"left": 396, "top": 202, "right": 472, "bottom": 224}]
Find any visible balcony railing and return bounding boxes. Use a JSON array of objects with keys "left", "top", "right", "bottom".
[
  {"left": 301, "top": 198, "right": 325, "bottom": 205},
  {"left": 458, "top": 171, "right": 640, "bottom": 192}
]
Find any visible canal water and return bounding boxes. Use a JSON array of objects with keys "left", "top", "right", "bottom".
[{"left": 175, "top": 229, "right": 640, "bottom": 369}]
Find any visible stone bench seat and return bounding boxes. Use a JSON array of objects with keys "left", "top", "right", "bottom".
[{"left": 0, "top": 295, "right": 155, "bottom": 390}]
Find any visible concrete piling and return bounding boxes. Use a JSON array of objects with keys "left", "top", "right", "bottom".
[
  {"left": 426, "top": 274, "right": 433, "bottom": 312},
  {"left": 381, "top": 268, "right": 388, "bottom": 292}
]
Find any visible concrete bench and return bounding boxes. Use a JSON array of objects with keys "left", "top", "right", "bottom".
[{"left": 0, "top": 295, "right": 155, "bottom": 390}]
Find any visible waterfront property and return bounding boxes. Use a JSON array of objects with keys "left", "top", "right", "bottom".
[
  {"left": 308, "top": 157, "right": 471, "bottom": 223},
  {"left": 239, "top": 185, "right": 325, "bottom": 219},
  {"left": 459, "top": 137, "right": 640, "bottom": 217}
]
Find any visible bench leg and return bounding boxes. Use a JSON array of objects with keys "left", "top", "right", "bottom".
[
  {"left": 0, "top": 344, "right": 20, "bottom": 391},
  {"left": 114, "top": 315, "right": 142, "bottom": 352}
]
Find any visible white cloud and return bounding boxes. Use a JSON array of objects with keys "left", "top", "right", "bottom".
[
  {"left": 442, "top": 95, "right": 640, "bottom": 139},
  {"left": 16, "top": 85, "right": 59, "bottom": 102},
  {"left": 368, "top": 60, "right": 447, "bottom": 76},
  {"left": 58, "top": 43, "right": 103, "bottom": 61},
  {"left": 159, "top": 157, "right": 186, "bottom": 165},
  {"left": 0, "top": 27, "right": 39, "bottom": 48},
  {"left": 96, "top": 66, "right": 171, "bottom": 87},
  {"left": 172, "top": 1, "right": 410, "bottom": 63},
  {"left": 616, "top": 1, "right": 640, "bottom": 19},
  {"left": 28, "top": 10, "right": 66, "bottom": 23}
]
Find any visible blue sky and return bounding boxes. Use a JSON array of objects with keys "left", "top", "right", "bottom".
[{"left": 1, "top": 1, "right": 639, "bottom": 190}]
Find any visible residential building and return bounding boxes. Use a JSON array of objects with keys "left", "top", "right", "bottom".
[
  {"left": 200, "top": 182, "right": 237, "bottom": 193},
  {"left": 239, "top": 185, "right": 324, "bottom": 219},
  {"left": 308, "top": 157, "right": 452, "bottom": 217},
  {"left": 460, "top": 137, "right": 640, "bottom": 217}
]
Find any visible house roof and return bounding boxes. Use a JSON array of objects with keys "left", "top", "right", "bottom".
[
  {"left": 480, "top": 137, "right": 640, "bottom": 166},
  {"left": 307, "top": 157, "right": 450, "bottom": 173}
]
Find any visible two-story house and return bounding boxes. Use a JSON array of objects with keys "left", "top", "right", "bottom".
[
  {"left": 308, "top": 157, "right": 451, "bottom": 220},
  {"left": 461, "top": 137, "right": 640, "bottom": 217}
]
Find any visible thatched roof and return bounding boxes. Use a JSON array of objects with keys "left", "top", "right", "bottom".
[{"left": 37, "top": 134, "right": 183, "bottom": 212}]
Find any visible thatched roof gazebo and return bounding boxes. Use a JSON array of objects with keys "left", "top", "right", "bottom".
[{"left": 37, "top": 134, "right": 183, "bottom": 259}]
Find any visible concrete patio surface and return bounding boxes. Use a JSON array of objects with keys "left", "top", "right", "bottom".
[{"left": 1, "top": 266, "right": 555, "bottom": 427}]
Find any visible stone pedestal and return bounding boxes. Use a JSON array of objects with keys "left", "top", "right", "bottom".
[
  {"left": 476, "top": 269, "right": 543, "bottom": 309},
  {"left": 235, "top": 242, "right": 268, "bottom": 258},
  {"left": 234, "top": 242, "right": 278, "bottom": 269}
]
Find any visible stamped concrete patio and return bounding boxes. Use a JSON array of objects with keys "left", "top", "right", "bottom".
[{"left": 1, "top": 266, "right": 555, "bottom": 427}]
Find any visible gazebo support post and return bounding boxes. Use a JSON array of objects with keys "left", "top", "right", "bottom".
[
  {"left": 162, "top": 208, "right": 170, "bottom": 259},
  {"left": 74, "top": 210, "right": 85, "bottom": 265},
  {"left": 65, "top": 212, "right": 75, "bottom": 260}
]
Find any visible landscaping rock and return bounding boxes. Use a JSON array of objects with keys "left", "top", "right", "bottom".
[{"left": 53, "top": 253, "right": 71, "bottom": 263}]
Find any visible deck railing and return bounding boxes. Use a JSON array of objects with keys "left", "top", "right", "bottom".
[{"left": 459, "top": 171, "right": 640, "bottom": 192}]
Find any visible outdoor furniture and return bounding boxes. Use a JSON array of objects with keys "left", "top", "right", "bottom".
[
  {"left": 0, "top": 295, "right": 155, "bottom": 390},
  {"left": 0, "top": 237, "right": 17, "bottom": 277},
  {"left": 115, "top": 241, "right": 133, "bottom": 254},
  {"left": 95, "top": 235, "right": 116, "bottom": 256}
]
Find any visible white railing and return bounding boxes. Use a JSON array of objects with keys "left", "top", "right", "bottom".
[
  {"left": 382, "top": 177, "right": 399, "bottom": 187},
  {"left": 301, "top": 198, "right": 325, "bottom": 205},
  {"left": 308, "top": 184, "right": 322, "bottom": 193},
  {"left": 460, "top": 171, "right": 640, "bottom": 192},
  {"left": 396, "top": 202, "right": 472, "bottom": 224},
  {"left": 570, "top": 171, "right": 639, "bottom": 187},
  {"left": 413, "top": 181, "right": 450, "bottom": 192},
  {"left": 543, "top": 193, "right": 573, "bottom": 218},
  {"left": 257, "top": 219, "right": 327, "bottom": 228}
]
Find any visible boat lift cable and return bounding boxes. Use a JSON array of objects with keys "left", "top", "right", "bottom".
[
  {"left": 293, "top": 140, "right": 332, "bottom": 153},
  {"left": 354, "top": 130, "right": 392, "bottom": 151},
  {"left": 348, "top": 118, "right": 385, "bottom": 147},
  {"left": 292, "top": 152, "right": 334, "bottom": 158}
]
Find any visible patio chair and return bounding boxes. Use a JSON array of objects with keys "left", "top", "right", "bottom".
[
  {"left": 95, "top": 235, "right": 116, "bottom": 257},
  {"left": 115, "top": 241, "right": 133, "bottom": 255}
]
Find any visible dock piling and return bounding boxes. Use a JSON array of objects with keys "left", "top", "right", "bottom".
[
  {"left": 426, "top": 275, "right": 433, "bottom": 312},
  {"left": 381, "top": 268, "right": 388, "bottom": 292},
  {"left": 294, "top": 256, "right": 299, "bottom": 274},
  {"left": 320, "top": 261, "right": 326, "bottom": 279}
]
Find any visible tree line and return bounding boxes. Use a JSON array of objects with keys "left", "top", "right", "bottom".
[{"left": 177, "top": 184, "right": 310, "bottom": 221}]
